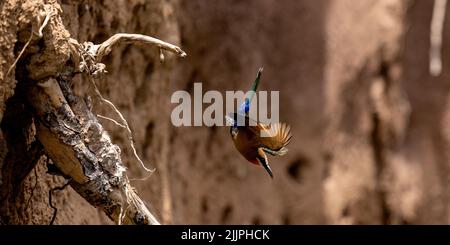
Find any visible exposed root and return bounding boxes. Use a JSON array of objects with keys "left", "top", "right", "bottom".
[
  {"left": 48, "top": 179, "right": 71, "bottom": 225},
  {"left": 117, "top": 177, "right": 159, "bottom": 225},
  {"left": 430, "top": 0, "right": 448, "bottom": 76},
  {"left": 8, "top": 2, "right": 182, "bottom": 225},
  {"left": 24, "top": 167, "right": 38, "bottom": 211},
  {"left": 67, "top": 33, "right": 186, "bottom": 176},
  {"left": 95, "top": 33, "right": 187, "bottom": 62},
  {"left": 123, "top": 179, "right": 159, "bottom": 225},
  {"left": 6, "top": 31, "right": 32, "bottom": 77},
  {"left": 97, "top": 114, "right": 127, "bottom": 128},
  {"left": 69, "top": 32, "right": 187, "bottom": 76},
  {"left": 89, "top": 78, "right": 155, "bottom": 174},
  {"left": 29, "top": 77, "right": 160, "bottom": 224}
]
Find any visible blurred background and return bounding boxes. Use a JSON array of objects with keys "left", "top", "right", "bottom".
[{"left": 2, "top": 0, "right": 450, "bottom": 224}]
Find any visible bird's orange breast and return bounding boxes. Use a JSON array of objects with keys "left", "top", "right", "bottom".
[{"left": 232, "top": 127, "right": 260, "bottom": 165}]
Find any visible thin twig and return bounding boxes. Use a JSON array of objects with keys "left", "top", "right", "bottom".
[
  {"left": 89, "top": 78, "right": 155, "bottom": 173},
  {"left": 430, "top": 0, "right": 448, "bottom": 76},
  {"left": 68, "top": 33, "right": 185, "bottom": 176},
  {"left": 118, "top": 201, "right": 132, "bottom": 225},
  {"left": 97, "top": 114, "right": 127, "bottom": 128},
  {"left": 129, "top": 168, "right": 155, "bottom": 182},
  {"left": 6, "top": 32, "right": 33, "bottom": 76},
  {"left": 48, "top": 179, "right": 71, "bottom": 225},
  {"left": 24, "top": 167, "right": 38, "bottom": 211}
]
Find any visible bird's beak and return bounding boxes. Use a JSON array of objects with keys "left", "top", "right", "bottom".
[
  {"left": 261, "top": 160, "right": 274, "bottom": 179},
  {"left": 257, "top": 155, "right": 273, "bottom": 179}
]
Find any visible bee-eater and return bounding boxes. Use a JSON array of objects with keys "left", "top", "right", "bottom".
[{"left": 226, "top": 68, "right": 292, "bottom": 178}]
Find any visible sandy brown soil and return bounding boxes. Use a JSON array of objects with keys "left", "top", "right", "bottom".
[{"left": 1, "top": 0, "right": 450, "bottom": 224}]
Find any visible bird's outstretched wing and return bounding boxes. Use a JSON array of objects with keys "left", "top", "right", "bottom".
[
  {"left": 229, "top": 113, "right": 292, "bottom": 155},
  {"left": 225, "top": 114, "right": 236, "bottom": 126},
  {"left": 249, "top": 121, "right": 292, "bottom": 156}
]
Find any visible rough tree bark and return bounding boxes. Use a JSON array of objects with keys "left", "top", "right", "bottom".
[{"left": 28, "top": 77, "right": 159, "bottom": 225}]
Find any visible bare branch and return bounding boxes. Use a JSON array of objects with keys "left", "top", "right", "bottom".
[
  {"left": 89, "top": 78, "right": 155, "bottom": 174},
  {"left": 95, "top": 33, "right": 187, "bottom": 62},
  {"left": 67, "top": 32, "right": 187, "bottom": 174},
  {"left": 6, "top": 33, "right": 33, "bottom": 77},
  {"left": 28, "top": 78, "right": 160, "bottom": 225},
  {"left": 97, "top": 114, "right": 127, "bottom": 128}
]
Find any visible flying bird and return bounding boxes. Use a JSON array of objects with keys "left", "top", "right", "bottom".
[{"left": 226, "top": 68, "right": 292, "bottom": 178}]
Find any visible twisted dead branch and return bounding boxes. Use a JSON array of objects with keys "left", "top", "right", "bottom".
[
  {"left": 19, "top": 5, "right": 187, "bottom": 224},
  {"left": 95, "top": 33, "right": 187, "bottom": 62},
  {"left": 28, "top": 77, "right": 161, "bottom": 225},
  {"left": 68, "top": 34, "right": 186, "bottom": 175}
]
